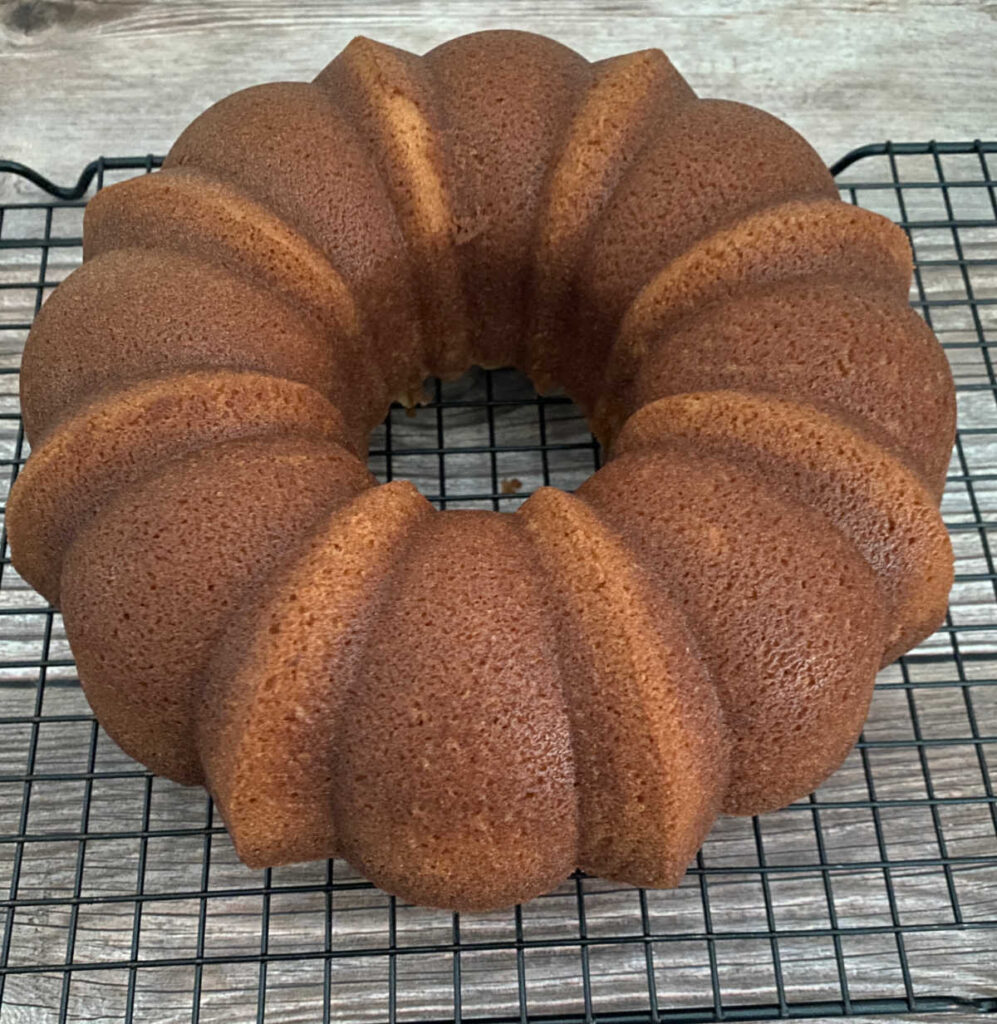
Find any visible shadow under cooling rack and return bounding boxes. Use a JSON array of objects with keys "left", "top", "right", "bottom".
[{"left": 0, "top": 142, "right": 996, "bottom": 1023}]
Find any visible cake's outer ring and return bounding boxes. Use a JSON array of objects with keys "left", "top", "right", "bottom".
[
  {"left": 60, "top": 437, "right": 375, "bottom": 785},
  {"left": 614, "top": 391, "right": 952, "bottom": 663},
  {"left": 17, "top": 247, "right": 374, "bottom": 447},
  {"left": 616, "top": 200, "right": 911, "bottom": 363},
  {"left": 84, "top": 168, "right": 361, "bottom": 340},
  {"left": 8, "top": 371, "right": 354, "bottom": 604},
  {"left": 526, "top": 48, "right": 695, "bottom": 387},
  {"left": 519, "top": 487, "right": 727, "bottom": 887},
  {"left": 7, "top": 30, "right": 957, "bottom": 911},
  {"left": 315, "top": 37, "right": 471, "bottom": 377},
  {"left": 198, "top": 480, "right": 432, "bottom": 869}
]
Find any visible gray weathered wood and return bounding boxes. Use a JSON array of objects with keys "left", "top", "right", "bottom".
[
  {"left": 1, "top": 1, "right": 996, "bottom": 1020},
  {"left": 1, "top": 0, "right": 995, "bottom": 193}
]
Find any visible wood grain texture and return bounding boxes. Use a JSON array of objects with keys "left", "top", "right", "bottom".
[
  {"left": 0, "top": 277, "right": 995, "bottom": 1019},
  {"left": 1, "top": 2, "right": 996, "bottom": 1020},
  {"left": 0, "top": 0, "right": 995, "bottom": 194}
]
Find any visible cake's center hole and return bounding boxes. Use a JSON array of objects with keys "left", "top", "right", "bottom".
[{"left": 368, "top": 367, "right": 600, "bottom": 510}]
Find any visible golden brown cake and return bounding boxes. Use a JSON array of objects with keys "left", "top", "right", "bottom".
[{"left": 8, "top": 30, "right": 956, "bottom": 911}]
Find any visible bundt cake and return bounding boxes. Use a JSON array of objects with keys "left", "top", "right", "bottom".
[{"left": 8, "top": 30, "right": 956, "bottom": 911}]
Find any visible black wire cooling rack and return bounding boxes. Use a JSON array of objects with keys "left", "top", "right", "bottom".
[{"left": 0, "top": 142, "right": 995, "bottom": 1023}]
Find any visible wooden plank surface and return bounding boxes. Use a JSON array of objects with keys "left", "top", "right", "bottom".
[
  {"left": 1, "top": 175, "right": 995, "bottom": 1019},
  {"left": 1, "top": 1, "right": 996, "bottom": 1021},
  {"left": 1, "top": 0, "right": 995, "bottom": 192}
]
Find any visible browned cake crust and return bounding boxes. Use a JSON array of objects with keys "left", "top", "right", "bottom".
[
  {"left": 8, "top": 371, "right": 354, "bottom": 603},
  {"left": 611, "top": 394, "right": 952, "bottom": 665},
  {"left": 520, "top": 489, "right": 726, "bottom": 888},
  {"left": 17, "top": 248, "right": 377, "bottom": 443},
  {"left": 561, "top": 104, "right": 840, "bottom": 413},
  {"left": 59, "top": 438, "right": 373, "bottom": 783},
  {"left": 624, "top": 280, "right": 955, "bottom": 498},
  {"left": 198, "top": 481, "right": 432, "bottom": 869},
  {"left": 315, "top": 38, "right": 470, "bottom": 379},
  {"left": 331, "top": 510, "right": 579, "bottom": 910},
  {"left": 8, "top": 30, "right": 956, "bottom": 911},
  {"left": 424, "top": 32, "right": 589, "bottom": 370},
  {"left": 527, "top": 48, "right": 695, "bottom": 391},
  {"left": 164, "top": 82, "right": 425, "bottom": 396},
  {"left": 576, "top": 444, "right": 887, "bottom": 815}
]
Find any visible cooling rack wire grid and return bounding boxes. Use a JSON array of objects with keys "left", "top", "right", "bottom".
[{"left": 0, "top": 141, "right": 995, "bottom": 1023}]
